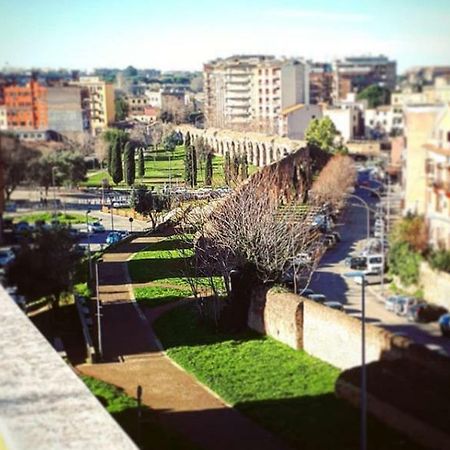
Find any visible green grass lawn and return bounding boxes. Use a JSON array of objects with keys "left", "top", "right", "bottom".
[
  {"left": 84, "top": 145, "right": 256, "bottom": 189},
  {"left": 81, "top": 375, "right": 197, "bottom": 450},
  {"left": 7, "top": 211, "right": 93, "bottom": 225},
  {"left": 154, "top": 304, "right": 421, "bottom": 450}
]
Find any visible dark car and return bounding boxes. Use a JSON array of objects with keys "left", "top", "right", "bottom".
[
  {"left": 349, "top": 256, "right": 367, "bottom": 270},
  {"left": 439, "top": 314, "right": 450, "bottom": 337},
  {"left": 407, "top": 303, "right": 447, "bottom": 323}
]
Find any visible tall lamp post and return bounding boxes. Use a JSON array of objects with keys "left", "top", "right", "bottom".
[
  {"left": 95, "top": 257, "right": 103, "bottom": 360},
  {"left": 51, "top": 166, "right": 58, "bottom": 215},
  {"left": 344, "top": 270, "right": 367, "bottom": 450},
  {"left": 85, "top": 209, "right": 93, "bottom": 280}
]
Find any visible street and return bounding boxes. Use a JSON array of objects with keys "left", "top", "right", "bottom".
[{"left": 310, "top": 184, "right": 450, "bottom": 356}]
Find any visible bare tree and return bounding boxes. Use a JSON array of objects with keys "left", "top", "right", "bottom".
[{"left": 309, "top": 154, "right": 356, "bottom": 211}]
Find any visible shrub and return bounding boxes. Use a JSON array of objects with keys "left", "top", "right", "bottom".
[
  {"left": 388, "top": 241, "right": 422, "bottom": 286},
  {"left": 428, "top": 250, "right": 450, "bottom": 273}
]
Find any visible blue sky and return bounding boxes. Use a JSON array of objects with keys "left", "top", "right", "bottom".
[{"left": 0, "top": 0, "right": 449, "bottom": 72}]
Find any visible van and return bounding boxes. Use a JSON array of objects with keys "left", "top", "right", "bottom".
[{"left": 365, "top": 254, "right": 384, "bottom": 274}]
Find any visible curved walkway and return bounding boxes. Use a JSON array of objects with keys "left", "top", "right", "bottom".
[{"left": 77, "top": 235, "right": 292, "bottom": 450}]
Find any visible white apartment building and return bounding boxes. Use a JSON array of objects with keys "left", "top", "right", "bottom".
[
  {"left": 204, "top": 55, "right": 309, "bottom": 135},
  {"left": 145, "top": 90, "right": 162, "bottom": 108},
  {"left": 364, "top": 105, "right": 403, "bottom": 139}
]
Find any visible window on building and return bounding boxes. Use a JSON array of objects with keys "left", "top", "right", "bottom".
[{"left": 447, "top": 131, "right": 450, "bottom": 142}]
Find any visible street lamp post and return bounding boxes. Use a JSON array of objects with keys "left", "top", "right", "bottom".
[
  {"left": 109, "top": 195, "right": 115, "bottom": 231},
  {"left": 51, "top": 166, "right": 58, "bottom": 215},
  {"left": 344, "top": 271, "right": 367, "bottom": 450},
  {"left": 85, "top": 209, "right": 93, "bottom": 279},
  {"left": 95, "top": 258, "right": 103, "bottom": 360}
]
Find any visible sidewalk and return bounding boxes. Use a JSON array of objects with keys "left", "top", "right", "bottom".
[{"left": 77, "top": 235, "right": 291, "bottom": 450}]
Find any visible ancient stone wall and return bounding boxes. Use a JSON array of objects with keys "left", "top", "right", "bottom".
[{"left": 247, "top": 287, "right": 303, "bottom": 350}]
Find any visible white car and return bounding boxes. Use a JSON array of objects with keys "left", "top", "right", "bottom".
[{"left": 87, "top": 222, "right": 105, "bottom": 233}]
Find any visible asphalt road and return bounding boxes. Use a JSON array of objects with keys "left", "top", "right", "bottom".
[{"left": 309, "top": 184, "right": 450, "bottom": 356}]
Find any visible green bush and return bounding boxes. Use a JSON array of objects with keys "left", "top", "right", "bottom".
[
  {"left": 388, "top": 241, "right": 422, "bottom": 286},
  {"left": 428, "top": 250, "right": 450, "bottom": 273}
]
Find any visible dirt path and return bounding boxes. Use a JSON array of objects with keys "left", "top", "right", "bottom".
[{"left": 77, "top": 234, "right": 291, "bottom": 450}]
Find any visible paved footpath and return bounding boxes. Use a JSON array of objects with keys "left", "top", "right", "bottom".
[{"left": 78, "top": 234, "right": 291, "bottom": 450}]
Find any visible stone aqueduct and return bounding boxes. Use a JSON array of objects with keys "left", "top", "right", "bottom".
[{"left": 176, "top": 125, "right": 307, "bottom": 167}]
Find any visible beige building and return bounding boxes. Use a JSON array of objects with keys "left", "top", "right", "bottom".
[
  {"left": 0, "top": 105, "right": 7, "bottom": 130},
  {"left": 204, "top": 55, "right": 309, "bottom": 135},
  {"left": 402, "top": 105, "right": 445, "bottom": 216},
  {"left": 279, "top": 104, "right": 322, "bottom": 139},
  {"left": 76, "top": 76, "right": 115, "bottom": 135},
  {"left": 424, "top": 107, "right": 450, "bottom": 249}
]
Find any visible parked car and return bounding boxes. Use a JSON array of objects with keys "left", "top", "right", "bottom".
[
  {"left": 14, "top": 221, "right": 32, "bottom": 234},
  {"left": 394, "top": 297, "right": 418, "bottom": 316},
  {"left": 106, "top": 231, "right": 122, "bottom": 245},
  {"left": 308, "top": 294, "right": 328, "bottom": 304},
  {"left": 330, "top": 231, "right": 341, "bottom": 243},
  {"left": 0, "top": 248, "right": 15, "bottom": 267},
  {"left": 407, "top": 303, "right": 448, "bottom": 323},
  {"left": 88, "top": 221, "right": 105, "bottom": 233},
  {"left": 298, "top": 288, "right": 315, "bottom": 297},
  {"left": 324, "top": 301, "right": 344, "bottom": 311},
  {"left": 349, "top": 256, "right": 367, "bottom": 270},
  {"left": 438, "top": 314, "right": 450, "bottom": 337},
  {"left": 323, "top": 234, "right": 336, "bottom": 248},
  {"left": 385, "top": 295, "right": 403, "bottom": 312}
]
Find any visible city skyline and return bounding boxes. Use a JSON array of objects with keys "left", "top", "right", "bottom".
[{"left": 1, "top": 0, "right": 450, "bottom": 72}]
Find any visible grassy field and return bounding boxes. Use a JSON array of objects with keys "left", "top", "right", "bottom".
[
  {"left": 7, "top": 211, "right": 93, "bottom": 225},
  {"left": 154, "top": 305, "right": 420, "bottom": 450},
  {"left": 84, "top": 145, "right": 256, "bottom": 189},
  {"left": 81, "top": 375, "right": 197, "bottom": 450}
]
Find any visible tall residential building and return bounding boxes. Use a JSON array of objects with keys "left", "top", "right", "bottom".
[
  {"left": 402, "top": 104, "right": 445, "bottom": 216},
  {"left": 76, "top": 76, "right": 115, "bottom": 135},
  {"left": 424, "top": 107, "right": 450, "bottom": 249},
  {"left": 204, "top": 55, "right": 310, "bottom": 134},
  {"left": 4, "top": 80, "right": 48, "bottom": 129},
  {"left": 332, "top": 56, "right": 397, "bottom": 101},
  {"left": 47, "top": 86, "right": 85, "bottom": 133},
  {"left": 309, "top": 62, "right": 333, "bottom": 104}
]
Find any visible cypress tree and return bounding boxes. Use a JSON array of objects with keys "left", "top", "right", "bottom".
[
  {"left": 107, "top": 137, "right": 114, "bottom": 176},
  {"left": 192, "top": 145, "right": 197, "bottom": 187},
  {"left": 232, "top": 154, "right": 240, "bottom": 181},
  {"left": 111, "top": 137, "right": 123, "bottom": 185},
  {"left": 124, "top": 142, "right": 135, "bottom": 186},
  {"left": 205, "top": 152, "right": 213, "bottom": 186},
  {"left": 184, "top": 145, "right": 192, "bottom": 186},
  {"left": 224, "top": 151, "right": 231, "bottom": 186},
  {"left": 138, "top": 148, "right": 145, "bottom": 178},
  {"left": 240, "top": 153, "right": 248, "bottom": 180}
]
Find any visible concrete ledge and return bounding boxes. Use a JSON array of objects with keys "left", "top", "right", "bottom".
[{"left": 0, "top": 286, "right": 137, "bottom": 450}]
